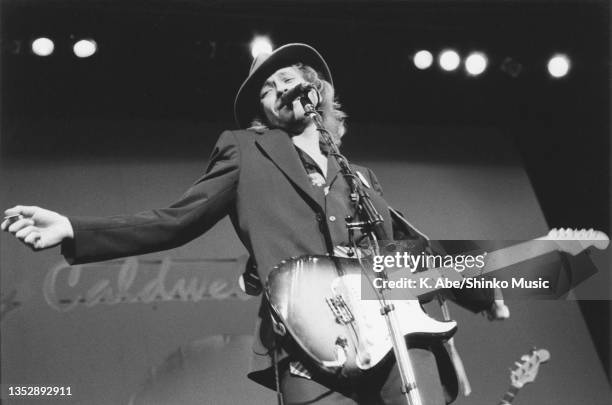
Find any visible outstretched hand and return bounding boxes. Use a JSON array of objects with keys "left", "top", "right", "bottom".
[
  {"left": 1, "top": 205, "right": 73, "bottom": 251},
  {"left": 484, "top": 299, "right": 510, "bottom": 321}
]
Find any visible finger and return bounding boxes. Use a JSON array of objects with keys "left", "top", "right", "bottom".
[
  {"left": 24, "top": 232, "right": 41, "bottom": 248},
  {"left": 4, "top": 206, "right": 23, "bottom": 217},
  {"left": 15, "top": 225, "right": 36, "bottom": 240},
  {"left": 8, "top": 218, "right": 35, "bottom": 234},
  {"left": 3, "top": 214, "right": 24, "bottom": 231},
  {"left": 499, "top": 306, "right": 510, "bottom": 319},
  {"left": 24, "top": 231, "right": 39, "bottom": 244},
  {"left": 5, "top": 205, "right": 39, "bottom": 218},
  {"left": 491, "top": 307, "right": 510, "bottom": 321}
]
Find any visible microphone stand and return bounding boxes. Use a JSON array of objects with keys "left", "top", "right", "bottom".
[{"left": 300, "top": 97, "right": 423, "bottom": 405}]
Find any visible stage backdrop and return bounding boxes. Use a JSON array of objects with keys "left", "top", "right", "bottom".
[{"left": 1, "top": 120, "right": 609, "bottom": 404}]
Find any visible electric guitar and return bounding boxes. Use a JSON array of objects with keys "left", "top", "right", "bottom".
[
  {"left": 498, "top": 348, "right": 550, "bottom": 404},
  {"left": 266, "top": 228, "right": 607, "bottom": 377}
]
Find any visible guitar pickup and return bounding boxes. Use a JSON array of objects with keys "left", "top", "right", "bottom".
[{"left": 325, "top": 295, "right": 355, "bottom": 324}]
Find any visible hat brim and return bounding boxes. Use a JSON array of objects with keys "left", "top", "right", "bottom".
[{"left": 233, "top": 43, "right": 332, "bottom": 129}]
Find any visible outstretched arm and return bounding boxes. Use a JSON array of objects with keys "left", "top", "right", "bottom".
[{"left": 2, "top": 130, "right": 240, "bottom": 264}]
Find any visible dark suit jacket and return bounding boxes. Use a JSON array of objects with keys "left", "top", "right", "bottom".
[{"left": 61, "top": 128, "right": 493, "bottom": 396}]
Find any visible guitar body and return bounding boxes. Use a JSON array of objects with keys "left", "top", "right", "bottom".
[
  {"left": 266, "top": 255, "right": 457, "bottom": 377},
  {"left": 265, "top": 229, "right": 607, "bottom": 377}
]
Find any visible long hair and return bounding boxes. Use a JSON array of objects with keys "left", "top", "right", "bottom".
[{"left": 249, "top": 63, "right": 347, "bottom": 145}]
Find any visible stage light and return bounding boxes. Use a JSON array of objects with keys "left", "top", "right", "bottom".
[
  {"left": 439, "top": 50, "right": 460, "bottom": 72},
  {"left": 465, "top": 52, "right": 488, "bottom": 76},
  {"left": 73, "top": 39, "right": 97, "bottom": 58},
  {"left": 547, "top": 54, "right": 570, "bottom": 78},
  {"left": 251, "top": 37, "right": 273, "bottom": 59},
  {"left": 413, "top": 50, "right": 433, "bottom": 70},
  {"left": 31, "top": 37, "right": 54, "bottom": 56}
]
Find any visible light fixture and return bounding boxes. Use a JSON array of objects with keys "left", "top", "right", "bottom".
[
  {"left": 250, "top": 36, "right": 273, "bottom": 59},
  {"left": 413, "top": 50, "right": 433, "bottom": 70},
  {"left": 73, "top": 39, "right": 97, "bottom": 58},
  {"left": 439, "top": 49, "right": 461, "bottom": 72},
  {"left": 547, "top": 54, "right": 571, "bottom": 78},
  {"left": 465, "top": 52, "right": 488, "bottom": 76},
  {"left": 31, "top": 37, "right": 54, "bottom": 56}
]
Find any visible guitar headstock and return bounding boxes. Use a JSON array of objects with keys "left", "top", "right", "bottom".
[
  {"left": 546, "top": 228, "right": 609, "bottom": 256},
  {"left": 510, "top": 348, "right": 550, "bottom": 389}
]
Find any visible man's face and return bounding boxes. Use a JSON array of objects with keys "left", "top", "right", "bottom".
[{"left": 259, "top": 66, "right": 309, "bottom": 132}]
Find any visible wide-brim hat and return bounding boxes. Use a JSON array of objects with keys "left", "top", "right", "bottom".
[{"left": 233, "top": 43, "right": 332, "bottom": 128}]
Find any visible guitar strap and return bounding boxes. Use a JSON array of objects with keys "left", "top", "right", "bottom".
[
  {"left": 439, "top": 297, "right": 472, "bottom": 397},
  {"left": 272, "top": 336, "right": 285, "bottom": 405}
]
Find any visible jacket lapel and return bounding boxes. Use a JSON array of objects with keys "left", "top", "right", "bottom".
[
  {"left": 255, "top": 129, "right": 325, "bottom": 211},
  {"left": 326, "top": 154, "right": 341, "bottom": 185}
]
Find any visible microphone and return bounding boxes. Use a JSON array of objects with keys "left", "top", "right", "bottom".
[{"left": 279, "top": 83, "right": 320, "bottom": 109}]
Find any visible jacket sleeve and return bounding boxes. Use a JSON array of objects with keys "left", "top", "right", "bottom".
[{"left": 61, "top": 130, "right": 240, "bottom": 264}]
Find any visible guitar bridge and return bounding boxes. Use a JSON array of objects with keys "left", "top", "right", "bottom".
[{"left": 326, "top": 295, "right": 355, "bottom": 324}]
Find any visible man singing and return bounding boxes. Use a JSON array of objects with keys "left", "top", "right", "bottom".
[{"left": 2, "top": 43, "right": 506, "bottom": 404}]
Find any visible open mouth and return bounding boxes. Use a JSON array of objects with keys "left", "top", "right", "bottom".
[{"left": 277, "top": 101, "right": 292, "bottom": 112}]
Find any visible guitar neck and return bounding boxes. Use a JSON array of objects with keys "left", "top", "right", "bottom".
[
  {"left": 382, "top": 236, "right": 590, "bottom": 300},
  {"left": 462, "top": 237, "right": 558, "bottom": 279},
  {"left": 498, "top": 385, "right": 520, "bottom": 405},
  {"left": 383, "top": 238, "right": 563, "bottom": 299},
  {"left": 412, "top": 238, "right": 561, "bottom": 284}
]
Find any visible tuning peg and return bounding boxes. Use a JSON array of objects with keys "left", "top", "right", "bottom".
[
  {"left": 515, "top": 361, "right": 523, "bottom": 368},
  {"left": 521, "top": 355, "right": 530, "bottom": 361}
]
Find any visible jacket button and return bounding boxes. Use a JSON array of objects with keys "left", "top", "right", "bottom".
[{"left": 329, "top": 216, "right": 336, "bottom": 222}]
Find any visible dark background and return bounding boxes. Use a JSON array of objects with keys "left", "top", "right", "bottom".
[{"left": 1, "top": 0, "right": 610, "bottom": 380}]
